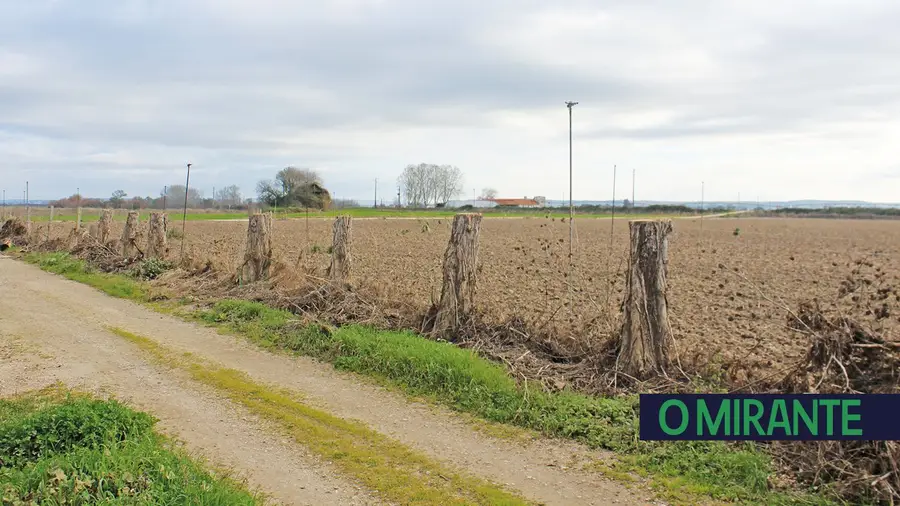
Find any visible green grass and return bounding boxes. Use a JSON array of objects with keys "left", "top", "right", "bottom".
[
  {"left": 0, "top": 387, "right": 260, "bottom": 505},
  {"left": 18, "top": 252, "right": 835, "bottom": 505},
  {"left": 23, "top": 251, "right": 148, "bottom": 301},
  {"left": 197, "top": 300, "right": 832, "bottom": 505}
]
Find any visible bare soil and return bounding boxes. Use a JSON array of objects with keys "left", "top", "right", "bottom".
[{"left": 46, "top": 215, "right": 895, "bottom": 382}]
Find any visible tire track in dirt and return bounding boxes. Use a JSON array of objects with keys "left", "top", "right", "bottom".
[{"left": 0, "top": 257, "right": 653, "bottom": 505}]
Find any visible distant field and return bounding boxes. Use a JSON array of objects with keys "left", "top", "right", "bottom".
[{"left": 3, "top": 206, "right": 688, "bottom": 222}]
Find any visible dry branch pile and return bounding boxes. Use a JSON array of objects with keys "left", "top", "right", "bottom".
[
  {"left": 759, "top": 262, "right": 900, "bottom": 504},
  {"left": 0, "top": 218, "right": 28, "bottom": 250}
]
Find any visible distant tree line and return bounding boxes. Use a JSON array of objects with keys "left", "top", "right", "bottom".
[
  {"left": 49, "top": 184, "right": 247, "bottom": 210},
  {"left": 764, "top": 207, "right": 900, "bottom": 219}
]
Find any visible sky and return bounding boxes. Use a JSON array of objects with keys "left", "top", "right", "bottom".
[{"left": 1, "top": 0, "right": 899, "bottom": 203}]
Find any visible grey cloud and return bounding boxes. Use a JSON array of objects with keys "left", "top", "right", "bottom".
[{"left": 1, "top": 0, "right": 899, "bottom": 200}]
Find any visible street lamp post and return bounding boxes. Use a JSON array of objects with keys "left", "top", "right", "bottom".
[{"left": 565, "top": 101, "right": 578, "bottom": 260}]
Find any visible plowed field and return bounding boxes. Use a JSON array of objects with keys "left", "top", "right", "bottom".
[{"left": 43, "top": 216, "right": 900, "bottom": 380}]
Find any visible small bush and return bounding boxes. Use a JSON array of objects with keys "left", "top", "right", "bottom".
[
  {"left": 733, "top": 227, "right": 741, "bottom": 236},
  {"left": 0, "top": 393, "right": 259, "bottom": 505},
  {"left": 166, "top": 227, "right": 183, "bottom": 240},
  {"left": 133, "top": 257, "right": 172, "bottom": 280},
  {"left": 0, "top": 398, "right": 154, "bottom": 468}
]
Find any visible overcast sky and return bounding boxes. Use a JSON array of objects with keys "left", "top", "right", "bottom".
[{"left": 1, "top": 0, "right": 899, "bottom": 203}]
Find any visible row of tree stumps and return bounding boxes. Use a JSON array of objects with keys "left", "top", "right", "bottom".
[
  {"left": 232, "top": 212, "right": 675, "bottom": 379},
  {"left": 66, "top": 208, "right": 169, "bottom": 260}
]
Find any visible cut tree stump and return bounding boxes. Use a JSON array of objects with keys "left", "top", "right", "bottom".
[
  {"left": 95, "top": 209, "right": 113, "bottom": 244},
  {"left": 433, "top": 213, "right": 482, "bottom": 336},
  {"left": 240, "top": 213, "right": 273, "bottom": 283},
  {"left": 121, "top": 211, "right": 141, "bottom": 257},
  {"left": 327, "top": 216, "right": 352, "bottom": 283},
  {"left": 147, "top": 213, "right": 168, "bottom": 259},
  {"left": 619, "top": 219, "right": 674, "bottom": 379}
]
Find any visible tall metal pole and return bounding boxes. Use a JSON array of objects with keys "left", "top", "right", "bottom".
[
  {"left": 631, "top": 168, "right": 635, "bottom": 210},
  {"left": 566, "top": 101, "right": 578, "bottom": 260},
  {"left": 611, "top": 164, "right": 617, "bottom": 225},
  {"left": 163, "top": 185, "right": 167, "bottom": 210},
  {"left": 374, "top": 178, "right": 378, "bottom": 208},
  {"left": 25, "top": 182, "right": 30, "bottom": 227},
  {"left": 180, "top": 163, "right": 192, "bottom": 260}
]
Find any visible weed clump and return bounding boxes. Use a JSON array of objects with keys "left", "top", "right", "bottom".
[
  {"left": 0, "top": 390, "right": 258, "bottom": 504},
  {"left": 133, "top": 257, "right": 172, "bottom": 280}
]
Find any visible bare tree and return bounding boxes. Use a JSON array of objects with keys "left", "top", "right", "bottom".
[
  {"left": 398, "top": 163, "right": 464, "bottom": 207},
  {"left": 215, "top": 185, "right": 243, "bottom": 207},
  {"left": 162, "top": 185, "right": 203, "bottom": 208},
  {"left": 480, "top": 187, "right": 498, "bottom": 200},
  {"left": 437, "top": 165, "right": 464, "bottom": 204}
]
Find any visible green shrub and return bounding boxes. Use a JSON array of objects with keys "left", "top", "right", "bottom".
[
  {"left": 134, "top": 257, "right": 172, "bottom": 280},
  {"left": 0, "top": 398, "right": 154, "bottom": 468},
  {"left": 0, "top": 393, "right": 259, "bottom": 505}
]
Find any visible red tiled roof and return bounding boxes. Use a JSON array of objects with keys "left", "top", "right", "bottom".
[{"left": 492, "top": 198, "right": 539, "bottom": 206}]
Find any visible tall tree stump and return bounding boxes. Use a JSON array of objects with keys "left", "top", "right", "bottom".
[
  {"left": 433, "top": 213, "right": 482, "bottom": 336},
  {"left": 327, "top": 216, "right": 352, "bottom": 283},
  {"left": 619, "top": 220, "right": 674, "bottom": 379},
  {"left": 95, "top": 209, "right": 113, "bottom": 244},
  {"left": 121, "top": 211, "right": 141, "bottom": 257},
  {"left": 239, "top": 213, "right": 272, "bottom": 283},
  {"left": 147, "top": 213, "right": 168, "bottom": 259}
]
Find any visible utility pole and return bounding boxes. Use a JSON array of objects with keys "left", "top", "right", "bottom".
[
  {"left": 25, "top": 182, "right": 30, "bottom": 227},
  {"left": 163, "top": 185, "right": 167, "bottom": 210},
  {"left": 180, "top": 163, "right": 192, "bottom": 260},
  {"left": 397, "top": 185, "right": 401, "bottom": 208},
  {"left": 374, "top": 178, "right": 378, "bottom": 208},
  {"left": 631, "top": 168, "right": 635, "bottom": 210},
  {"left": 565, "top": 100, "right": 578, "bottom": 260}
]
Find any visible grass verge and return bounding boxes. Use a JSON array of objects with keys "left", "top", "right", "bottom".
[
  {"left": 16, "top": 251, "right": 835, "bottom": 505},
  {"left": 198, "top": 300, "right": 834, "bottom": 505},
  {"left": 107, "top": 327, "right": 529, "bottom": 506},
  {"left": 23, "top": 251, "right": 148, "bottom": 301},
  {"left": 0, "top": 387, "right": 259, "bottom": 505}
]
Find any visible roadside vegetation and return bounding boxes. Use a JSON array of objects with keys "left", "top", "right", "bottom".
[
  {"left": 107, "top": 327, "right": 529, "bottom": 506},
  {"left": 0, "top": 387, "right": 259, "bottom": 505},
  {"left": 15, "top": 251, "right": 837, "bottom": 505}
]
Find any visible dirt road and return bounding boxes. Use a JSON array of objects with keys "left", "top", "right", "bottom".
[{"left": 0, "top": 256, "right": 651, "bottom": 506}]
